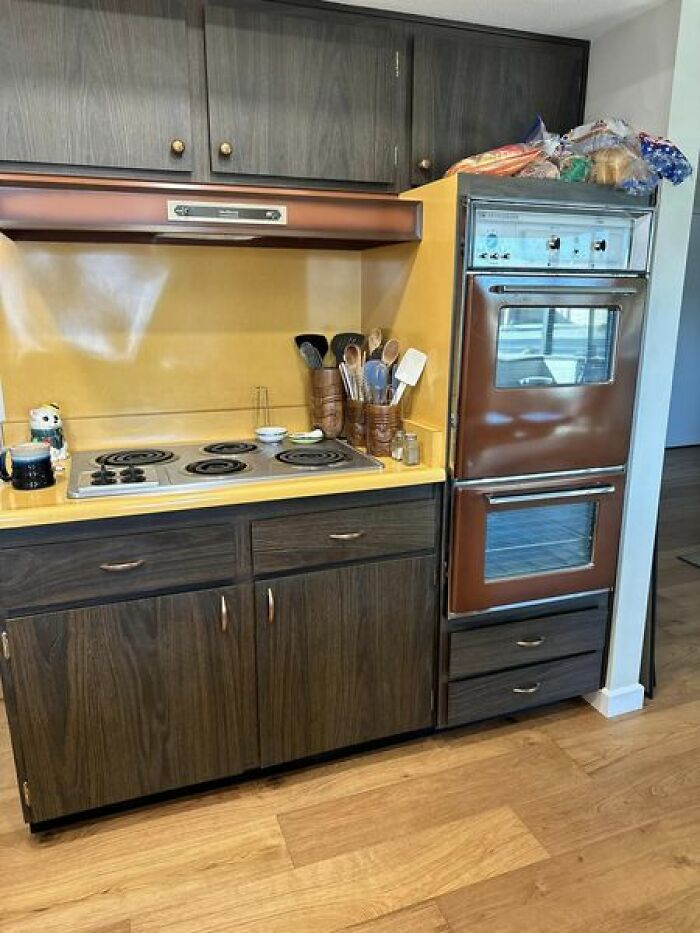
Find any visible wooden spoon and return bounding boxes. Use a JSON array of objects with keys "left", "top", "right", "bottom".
[
  {"left": 381, "top": 338, "right": 400, "bottom": 368},
  {"left": 367, "top": 328, "right": 382, "bottom": 358}
]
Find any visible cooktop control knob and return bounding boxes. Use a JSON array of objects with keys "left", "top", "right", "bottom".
[
  {"left": 593, "top": 239, "right": 607, "bottom": 251},
  {"left": 547, "top": 236, "right": 561, "bottom": 251}
]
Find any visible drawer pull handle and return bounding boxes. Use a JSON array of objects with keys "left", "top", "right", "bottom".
[
  {"left": 220, "top": 595, "right": 229, "bottom": 633},
  {"left": 328, "top": 531, "right": 365, "bottom": 541},
  {"left": 516, "top": 636, "right": 545, "bottom": 648},
  {"left": 99, "top": 559, "right": 145, "bottom": 573},
  {"left": 267, "top": 587, "right": 275, "bottom": 624},
  {"left": 512, "top": 682, "right": 541, "bottom": 695}
]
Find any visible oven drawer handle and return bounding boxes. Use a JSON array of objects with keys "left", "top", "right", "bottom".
[
  {"left": 489, "top": 285, "right": 638, "bottom": 296},
  {"left": 328, "top": 531, "right": 365, "bottom": 541},
  {"left": 512, "top": 682, "right": 541, "bottom": 695},
  {"left": 516, "top": 636, "right": 545, "bottom": 648},
  {"left": 486, "top": 485, "right": 615, "bottom": 506},
  {"left": 99, "top": 559, "right": 146, "bottom": 573},
  {"left": 519, "top": 376, "right": 555, "bottom": 386}
]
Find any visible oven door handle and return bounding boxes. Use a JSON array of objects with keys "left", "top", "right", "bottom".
[
  {"left": 489, "top": 285, "right": 638, "bottom": 297},
  {"left": 486, "top": 485, "right": 616, "bottom": 506}
]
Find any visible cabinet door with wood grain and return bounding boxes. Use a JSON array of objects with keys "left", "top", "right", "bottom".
[
  {"left": 411, "top": 26, "right": 586, "bottom": 183},
  {"left": 0, "top": 0, "right": 193, "bottom": 173},
  {"left": 256, "top": 556, "right": 436, "bottom": 768},
  {"left": 204, "top": 0, "right": 403, "bottom": 185},
  {"left": 4, "top": 586, "right": 258, "bottom": 823}
]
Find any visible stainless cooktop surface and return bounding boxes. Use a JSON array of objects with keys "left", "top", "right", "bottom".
[{"left": 67, "top": 438, "right": 383, "bottom": 499}]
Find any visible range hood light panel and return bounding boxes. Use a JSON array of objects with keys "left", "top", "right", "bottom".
[{"left": 166, "top": 200, "right": 288, "bottom": 225}]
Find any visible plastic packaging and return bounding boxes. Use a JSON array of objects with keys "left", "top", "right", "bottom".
[
  {"left": 640, "top": 133, "right": 693, "bottom": 186},
  {"left": 444, "top": 144, "right": 541, "bottom": 178}
]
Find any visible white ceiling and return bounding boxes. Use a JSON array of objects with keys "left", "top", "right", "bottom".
[{"left": 334, "top": 0, "right": 667, "bottom": 40}]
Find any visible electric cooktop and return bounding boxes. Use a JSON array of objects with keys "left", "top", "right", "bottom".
[{"left": 67, "top": 438, "right": 383, "bottom": 499}]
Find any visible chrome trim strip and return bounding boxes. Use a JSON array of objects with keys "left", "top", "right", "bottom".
[
  {"left": 453, "top": 466, "right": 626, "bottom": 487},
  {"left": 446, "top": 589, "right": 610, "bottom": 621},
  {"left": 486, "top": 485, "right": 615, "bottom": 505}
]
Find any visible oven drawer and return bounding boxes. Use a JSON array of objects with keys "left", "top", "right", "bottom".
[
  {"left": 252, "top": 499, "right": 436, "bottom": 575},
  {"left": 449, "top": 606, "right": 607, "bottom": 679},
  {"left": 0, "top": 524, "right": 248, "bottom": 611},
  {"left": 446, "top": 652, "right": 603, "bottom": 727},
  {"left": 449, "top": 472, "right": 625, "bottom": 615}
]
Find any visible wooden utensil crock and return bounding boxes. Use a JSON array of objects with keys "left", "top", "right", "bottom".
[
  {"left": 366, "top": 403, "right": 400, "bottom": 457},
  {"left": 311, "top": 368, "right": 344, "bottom": 439},
  {"left": 344, "top": 399, "right": 366, "bottom": 448}
]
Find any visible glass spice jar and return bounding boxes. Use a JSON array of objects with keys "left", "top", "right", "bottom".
[
  {"left": 391, "top": 429, "right": 405, "bottom": 461},
  {"left": 403, "top": 433, "right": 420, "bottom": 466}
]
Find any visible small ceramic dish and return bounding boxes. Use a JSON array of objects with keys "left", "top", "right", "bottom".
[
  {"left": 255, "top": 426, "right": 288, "bottom": 443},
  {"left": 289, "top": 429, "right": 324, "bottom": 445}
]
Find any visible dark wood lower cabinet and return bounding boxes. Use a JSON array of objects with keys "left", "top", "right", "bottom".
[
  {"left": 255, "top": 556, "right": 437, "bottom": 767},
  {"left": 5, "top": 585, "right": 258, "bottom": 823}
]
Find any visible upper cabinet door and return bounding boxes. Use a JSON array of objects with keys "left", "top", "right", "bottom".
[
  {"left": 411, "top": 28, "right": 587, "bottom": 183},
  {"left": 204, "top": 1, "right": 402, "bottom": 184},
  {"left": 0, "top": 0, "right": 193, "bottom": 173}
]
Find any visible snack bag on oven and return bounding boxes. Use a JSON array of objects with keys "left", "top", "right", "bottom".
[
  {"left": 639, "top": 133, "right": 693, "bottom": 186},
  {"left": 444, "top": 144, "right": 541, "bottom": 177}
]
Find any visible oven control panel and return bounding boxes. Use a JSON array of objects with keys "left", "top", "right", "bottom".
[{"left": 469, "top": 205, "right": 652, "bottom": 272}]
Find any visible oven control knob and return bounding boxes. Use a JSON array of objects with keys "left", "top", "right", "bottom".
[
  {"left": 593, "top": 239, "right": 607, "bottom": 251},
  {"left": 503, "top": 252, "right": 511, "bottom": 260},
  {"left": 547, "top": 236, "right": 561, "bottom": 251},
  {"left": 479, "top": 251, "right": 489, "bottom": 259},
  {"left": 490, "top": 252, "right": 500, "bottom": 260}
]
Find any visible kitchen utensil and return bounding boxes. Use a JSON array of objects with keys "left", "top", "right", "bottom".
[
  {"left": 381, "top": 338, "right": 400, "bottom": 368},
  {"left": 331, "top": 332, "right": 364, "bottom": 366},
  {"left": 294, "top": 334, "right": 329, "bottom": 363},
  {"left": 255, "top": 426, "right": 288, "bottom": 443},
  {"left": 338, "top": 362, "right": 353, "bottom": 398},
  {"left": 391, "top": 348, "right": 428, "bottom": 406},
  {"left": 343, "top": 343, "right": 364, "bottom": 401},
  {"left": 289, "top": 429, "right": 324, "bottom": 444},
  {"left": 365, "top": 360, "right": 390, "bottom": 404},
  {"left": 367, "top": 328, "right": 382, "bottom": 358},
  {"left": 0, "top": 442, "right": 55, "bottom": 491},
  {"left": 299, "top": 341, "right": 324, "bottom": 370},
  {"left": 310, "top": 368, "right": 344, "bottom": 438},
  {"left": 254, "top": 385, "right": 272, "bottom": 427}
]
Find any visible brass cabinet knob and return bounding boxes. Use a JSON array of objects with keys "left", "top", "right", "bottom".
[
  {"left": 417, "top": 157, "right": 432, "bottom": 171},
  {"left": 170, "top": 138, "right": 186, "bottom": 156},
  {"left": 219, "top": 141, "right": 233, "bottom": 157}
]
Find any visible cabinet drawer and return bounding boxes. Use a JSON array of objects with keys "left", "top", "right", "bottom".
[
  {"left": 0, "top": 524, "right": 249, "bottom": 611},
  {"left": 449, "top": 607, "right": 607, "bottom": 679},
  {"left": 447, "top": 653, "right": 603, "bottom": 727},
  {"left": 252, "top": 499, "right": 436, "bottom": 575}
]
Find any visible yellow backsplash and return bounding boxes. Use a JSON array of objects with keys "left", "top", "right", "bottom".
[{"left": 0, "top": 235, "right": 361, "bottom": 447}]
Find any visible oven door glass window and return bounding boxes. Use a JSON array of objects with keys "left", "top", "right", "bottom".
[
  {"left": 495, "top": 306, "right": 617, "bottom": 388},
  {"left": 485, "top": 501, "right": 596, "bottom": 580}
]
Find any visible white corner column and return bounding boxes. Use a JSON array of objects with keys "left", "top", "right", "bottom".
[{"left": 587, "top": 0, "right": 700, "bottom": 718}]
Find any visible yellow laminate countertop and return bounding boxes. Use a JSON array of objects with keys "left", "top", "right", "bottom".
[{"left": 0, "top": 459, "right": 445, "bottom": 531}]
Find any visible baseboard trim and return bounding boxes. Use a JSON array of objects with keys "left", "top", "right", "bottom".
[{"left": 585, "top": 683, "right": 645, "bottom": 718}]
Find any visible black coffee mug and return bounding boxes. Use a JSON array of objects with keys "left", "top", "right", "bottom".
[{"left": 0, "top": 443, "right": 55, "bottom": 491}]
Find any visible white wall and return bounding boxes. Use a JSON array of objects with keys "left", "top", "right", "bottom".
[
  {"left": 584, "top": 0, "right": 680, "bottom": 131},
  {"left": 584, "top": 0, "right": 700, "bottom": 718},
  {"left": 667, "top": 188, "right": 700, "bottom": 447}
]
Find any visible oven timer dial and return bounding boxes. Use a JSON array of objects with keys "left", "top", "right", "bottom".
[{"left": 547, "top": 236, "right": 561, "bottom": 251}]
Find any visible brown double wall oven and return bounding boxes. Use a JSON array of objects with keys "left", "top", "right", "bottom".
[{"left": 448, "top": 181, "right": 653, "bottom": 618}]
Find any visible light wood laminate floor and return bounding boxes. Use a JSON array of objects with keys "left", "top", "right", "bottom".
[{"left": 2, "top": 446, "right": 700, "bottom": 932}]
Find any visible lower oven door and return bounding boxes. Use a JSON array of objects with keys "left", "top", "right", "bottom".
[{"left": 449, "top": 472, "right": 626, "bottom": 616}]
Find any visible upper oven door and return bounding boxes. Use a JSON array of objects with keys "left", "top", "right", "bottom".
[{"left": 454, "top": 274, "right": 647, "bottom": 480}]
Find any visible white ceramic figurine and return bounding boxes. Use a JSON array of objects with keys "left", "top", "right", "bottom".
[{"left": 30, "top": 402, "right": 69, "bottom": 464}]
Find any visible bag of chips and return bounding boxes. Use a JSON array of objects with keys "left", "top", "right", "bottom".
[
  {"left": 639, "top": 133, "right": 693, "bottom": 186},
  {"left": 444, "top": 144, "right": 540, "bottom": 177}
]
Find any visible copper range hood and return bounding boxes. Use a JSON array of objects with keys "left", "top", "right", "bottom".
[{"left": 0, "top": 174, "right": 421, "bottom": 248}]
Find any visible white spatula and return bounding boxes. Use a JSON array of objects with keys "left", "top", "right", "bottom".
[{"left": 391, "top": 348, "right": 427, "bottom": 406}]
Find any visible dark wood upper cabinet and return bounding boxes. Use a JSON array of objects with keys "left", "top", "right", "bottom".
[
  {"left": 204, "top": 0, "right": 403, "bottom": 184},
  {"left": 0, "top": 0, "right": 194, "bottom": 173},
  {"left": 256, "top": 555, "right": 436, "bottom": 768},
  {"left": 5, "top": 585, "right": 258, "bottom": 823},
  {"left": 411, "top": 27, "right": 587, "bottom": 183}
]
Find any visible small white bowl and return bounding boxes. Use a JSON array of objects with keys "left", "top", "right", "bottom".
[{"left": 255, "top": 426, "right": 288, "bottom": 443}]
